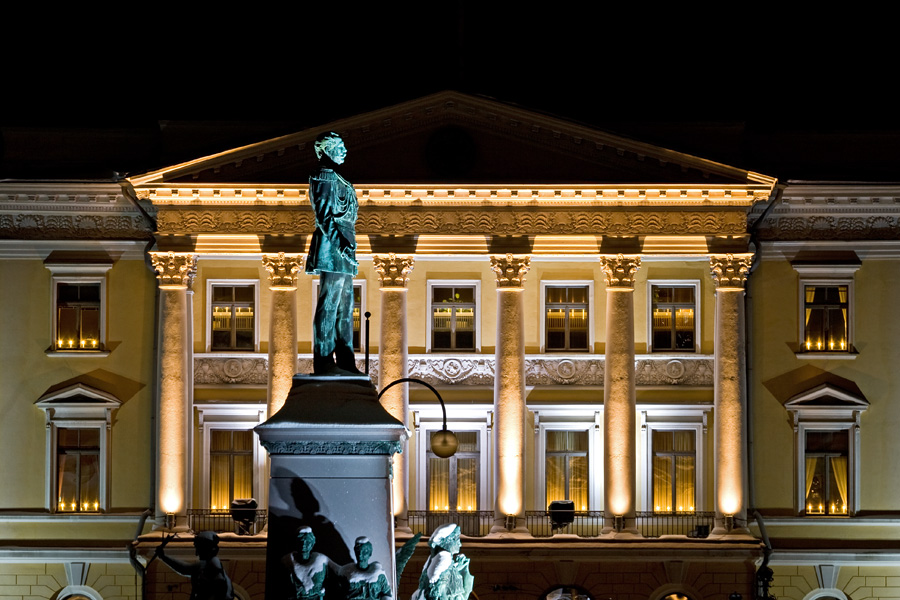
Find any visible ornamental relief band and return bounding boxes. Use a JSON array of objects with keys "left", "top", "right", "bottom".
[
  {"left": 193, "top": 356, "right": 715, "bottom": 387},
  {"left": 152, "top": 208, "right": 749, "bottom": 236}
]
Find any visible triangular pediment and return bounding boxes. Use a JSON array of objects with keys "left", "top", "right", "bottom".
[
  {"left": 35, "top": 383, "right": 121, "bottom": 423},
  {"left": 785, "top": 383, "right": 868, "bottom": 410},
  {"left": 130, "top": 91, "right": 774, "bottom": 187}
]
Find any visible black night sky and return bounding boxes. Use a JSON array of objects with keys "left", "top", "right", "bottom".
[{"left": 3, "top": 5, "right": 896, "bottom": 182}]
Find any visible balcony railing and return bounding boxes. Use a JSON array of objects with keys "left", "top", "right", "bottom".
[
  {"left": 407, "top": 510, "right": 714, "bottom": 539},
  {"left": 187, "top": 508, "right": 268, "bottom": 535},
  {"left": 407, "top": 511, "right": 494, "bottom": 537}
]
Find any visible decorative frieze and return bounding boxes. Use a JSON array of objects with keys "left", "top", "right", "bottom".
[
  {"left": 195, "top": 356, "right": 268, "bottom": 385},
  {"left": 262, "top": 252, "right": 304, "bottom": 289},
  {"left": 490, "top": 254, "right": 531, "bottom": 288},
  {"left": 709, "top": 254, "right": 752, "bottom": 289},
  {"left": 600, "top": 254, "right": 641, "bottom": 288},
  {"left": 259, "top": 440, "right": 402, "bottom": 455},
  {"left": 150, "top": 252, "right": 197, "bottom": 289},
  {"left": 373, "top": 253, "right": 415, "bottom": 288},
  {"left": 153, "top": 207, "right": 750, "bottom": 236}
]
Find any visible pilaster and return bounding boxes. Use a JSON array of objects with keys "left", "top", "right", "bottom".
[
  {"left": 709, "top": 253, "right": 753, "bottom": 535},
  {"left": 262, "top": 253, "right": 303, "bottom": 417},
  {"left": 599, "top": 253, "right": 641, "bottom": 534},
  {"left": 489, "top": 254, "right": 530, "bottom": 532},
  {"left": 150, "top": 251, "right": 197, "bottom": 529},
  {"left": 373, "top": 252, "right": 415, "bottom": 528}
]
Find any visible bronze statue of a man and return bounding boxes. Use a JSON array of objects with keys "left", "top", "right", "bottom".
[{"left": 306, "top": 131, "right": 362, "bottom": 376}]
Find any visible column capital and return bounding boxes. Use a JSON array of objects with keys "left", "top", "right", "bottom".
[
  {"left": 709, "top": 253, "right": 753, "bottom": 289},
  {"left": 262, "top": 252, "right": 304, "bottom": 289},
  {"left": 150, "top": 251, "right": 197, "bottom": 289},
  {"left": 373, "top": 253, "right": 415, "bottom": 288},
  {"left": 600, "top": 254, "right": 641, "bottom": 288},
  {"left": 490, "top": 254, "right": 531, "bottom": 288}
]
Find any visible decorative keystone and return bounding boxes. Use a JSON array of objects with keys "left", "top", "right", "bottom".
[
  {"left": 490, "top": 254, "right": 531, "bottom": 288},
  {"left": 600, "top": 254, "right": 641, "bottom": 288},
  {"left": 150, "top": 252, "right": 197, "bottom": 289},
  {"left": 373, "top": 253, "right": 415, "bottom": 288},
  {"left": 262, "top": 253, "right": 304, "bottom": 289},
  {"left": 709, "top": 253, "right": 753, "bottom": 289}
]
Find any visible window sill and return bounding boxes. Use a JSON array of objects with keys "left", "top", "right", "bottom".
[
  {"left": 795, "top": 351, "right": 858, "bottom": 360},
  {"left": 46, "top": 349, "right": 110, "bottom": 357}
]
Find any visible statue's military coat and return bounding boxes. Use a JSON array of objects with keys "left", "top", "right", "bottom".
[{"left": 305, "top": 167, "right": 358, "bottom": 276}]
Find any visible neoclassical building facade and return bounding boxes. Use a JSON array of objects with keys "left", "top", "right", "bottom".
[{"left": 2, "top": 92, "right": 899, "bottom": 600}]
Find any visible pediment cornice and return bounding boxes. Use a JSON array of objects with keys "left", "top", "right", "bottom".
[{"left": 128, "top": 91, "right": 777, "bottom": 187}]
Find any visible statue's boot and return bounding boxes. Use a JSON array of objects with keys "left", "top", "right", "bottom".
[
  {"left": 335, "top": 347, "right": 365, "bottom": 376},
  {"left": 313, "top": 354, "right": 337, "bottom": 375}
]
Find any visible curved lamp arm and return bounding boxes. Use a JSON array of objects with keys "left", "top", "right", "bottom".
[{"left": 378, "top": 377, "right": 457, "bottom": 458}]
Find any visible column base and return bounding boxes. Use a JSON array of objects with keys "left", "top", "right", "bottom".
[
  {"left": 152, "top": 513, "right": 190, "bottom": 532},
  {"left": 600, "top": 515, "right": 639, "bottom": 536},
  {"left": 491, "top": 515, "right": 529, "bottom": 534}
]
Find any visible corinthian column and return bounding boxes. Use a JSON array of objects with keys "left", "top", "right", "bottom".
[
  {"left": 709, "top": 253, "right": 752, "bottom": 535},
  {"left": 373, "top": 253, "right": 415, "bottom": 529},
  {"left": 262, "top": 253, "right": 303, "bottom": 417},
  {"left": 150, "top": 251, "right": 197, "bottom": 529},
  {"left": 490, "top": 254, "right": 531, "bottom": 532},
  {"left": 599, "top": 254, "right": 641, "bottom": 534}
]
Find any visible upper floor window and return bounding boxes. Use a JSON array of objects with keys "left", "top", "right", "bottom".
[
  {"left": 543, "top": 285, "right": 590, "bottom": 352},
  {"left": 651, "top": 430, "right": 696, "bottom": 513},
  {"left": 649, "top": 283, "right": 698, "bottom": 353},
  {"left": 427, "top": 431, "right": 480, "bottom": 511},
  {"left": 210, "top": 429, "right": 254, "bottom": 511},
  {"left": 785, "top": 382, "right": 867, "bottom": 516},
  {"left": 46, "top": 260, "right": 111, "bottom": 355},
  {"left": 427, "top": 281, "right": 479, "bottom": 352},
  {"left": 804, "top": 430, "right": 849, "bottom": 515},
  {"left": 792, "top": 260, "right": 859, "bottom": 356},
  {"left": 803, "top": 285, "right": 848, "bottom": 352},
  {"left": 545, "top": 430, "right": 589, "bottom": 511},
  {"left": 206, "top": 280, "right": 259, "bottom": 352},
  {"left": 36, "top": 383, "right": 119, "bottom": 513},
  {"left": 57, "top": 427, "right": 101, "bottom": 513}
]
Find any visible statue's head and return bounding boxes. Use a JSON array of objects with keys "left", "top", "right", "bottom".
[
  {"left": 194, "top": 531, "right": 220, "bottom": 560},
  {"left": 354, "top": 536, "right": 373, "bottom": 569},
  {"left": 296, "top": 526, "right": 316, "bottom": 554},
  {"left": 429, "top": 523, "right": 461, "bottom": 554},
  {"left": 314, "top": 131, "right": 347, "bottom": 165}
]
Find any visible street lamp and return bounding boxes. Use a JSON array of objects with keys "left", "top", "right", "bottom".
[{"left": 378, "top": 377, "right": 458, "bottom": 458}]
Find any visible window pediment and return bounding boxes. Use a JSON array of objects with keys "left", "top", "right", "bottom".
[
  {"left": 35, "top": 383, "right": 120, "bottom": 424},
  {"left": 785, "top": 383, "right": 868, "bottom": 426}
]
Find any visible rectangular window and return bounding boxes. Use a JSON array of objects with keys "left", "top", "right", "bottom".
[
  {"left": 56, "top": 428, "right": 101, "bottom": 512},
  {"left": 428, "top": 431, "right": 479, "bottom": 511},
  {"left": 545, "top": 430, "right": 589, "bottom": 511},
  {"left": 545, "top": 286, "right": 589, "bottom": 352},
  {"left": 56, "top": 282, "right": 102, "bottom": 351},
  {"left": 652, "top": 430, "right": 696, "bottom": 513},
  {"left": 211, "top": 285, "right": 255, "bottom": 351},
  {"left": 803, "top": 285, "right": 849, "bottom": 352},
  {"left": 209, "top": 429, "right": 254, "bottom": 511},
  {"left": 651, "top": 285, "right": 696, "bottom": 352},
  {"left": 431, "top": 285, "right": 476, "bottom": 351},
  {"left": 804, "top": 430, "right": 849, "bottom": 515}
]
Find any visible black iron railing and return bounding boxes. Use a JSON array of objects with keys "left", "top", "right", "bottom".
[
  {"left": 407, "top": 510, "right": 494, "bottom": 537},
  {"left": 635, "top": 511, "right": 714, "bottom": 538},
  {"left": 187, "top": 508, "right": 268, "bottom": 535}
]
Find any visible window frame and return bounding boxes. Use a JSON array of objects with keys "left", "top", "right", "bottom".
[
  {"left": 539, "top": 281, "right": 594, "bottom": 353},
  {"left": 792, "top": 263, "right": 859, "bottom": 358},
  {"left": 205, "top": 280, "right": 260, "bottom": 353},
  {"left": 639, "top": 406, "right": 709, "bottom": 513},
  {"left": 646, "top": 280, "right": 701, "bottom": 354},
  {"left": 46, "top": 263, "right": 111, "bottom": 356},
  {"left": 412, "top": 405, "right": 491, "bottom": 513},
  {"left": 195, "top": 404, "right": 267, "bottom": 510},
  {"left": 785, "top": 383, "right": 866, "bottom": 516},
  {"left": 426, "top": 280, "right": 481, "bottom": 353},
  {"left": 311, "top": 278, "right": 367, "bottom": 353},
  {"left": 533, "top": 408, "right": 601, "bottom": 511},
  {"left": 35, "top": 383, "right": 119, "bottom": 513}
]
